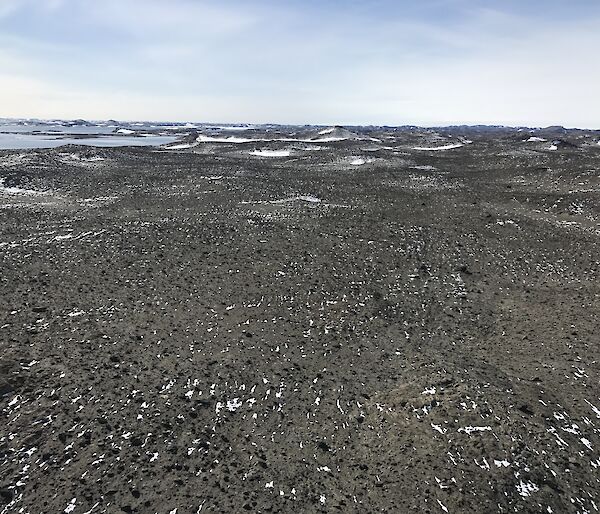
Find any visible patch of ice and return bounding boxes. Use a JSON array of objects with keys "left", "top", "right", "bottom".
[{"left": 413, "top": 143, "right": 464, "bottom": 151}]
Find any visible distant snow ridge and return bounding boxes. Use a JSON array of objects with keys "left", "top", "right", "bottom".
[
  {"left": 318, "top": 127, "right": 336, "bottom": 135},
  {"left": 197, "top": 135, "right": 254, "bottom": 144},
  {"left": 311, "top": 126, "right": 358, "bottom": 142},
  {"left": 194, "top": 126, "right": 360, "bottom": 145}
]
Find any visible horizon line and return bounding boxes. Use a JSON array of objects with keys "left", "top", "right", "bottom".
[{"left": 2, "top": 116, "right": 599, "bottom": 132}]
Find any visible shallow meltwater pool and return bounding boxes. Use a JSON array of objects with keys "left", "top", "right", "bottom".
[{"left": 0, "top": 133, "right": 178, "bottom": 150}]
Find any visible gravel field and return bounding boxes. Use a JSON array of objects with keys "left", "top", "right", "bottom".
[{"left": 1, "top": 126, "right": 600, "bottom": 513}]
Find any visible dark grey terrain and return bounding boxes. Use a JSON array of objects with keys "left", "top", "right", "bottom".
[{"left": 1, "top": 125, "right": 600, "bottom": 513}]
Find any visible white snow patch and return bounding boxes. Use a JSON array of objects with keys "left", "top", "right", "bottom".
[
  {"left": 64, "top": 498, "right": 77, "bottom": 513},
  {"left": 197, "top": 135, "right": 254, "bottom": 144},
  {"left": 0, "top": 178, "right": 46, "bottom": 196},
  {"left": 585, "top": 399, "right": 600, "bottom": 419},
  {"left": 313, "top": 136, "right": 348, "bottom": 142},
  {"left": 226, "top": 398, "right": 243, "bottom": 412},
  {"left": 547, "top": 145, "right": 558, "bottom": 151},
  {"left": 249, "top": 149, "right": 291, "bottom": 158},
  {"left": 458, "top": 426, "right": 492, "bottom": 435},
  {"left": 214, "top": 125, "right": 253, "bottom": 131},
  {"left": 166, "top": 143, "right": 196, "bottom": 150},
  {"left": 298, "top": 195, "right": 321, "bottom": 203},
  {"left": 517, "top": 480, "right": 539, "bottom": 498},
  {"left": 413, "top": 143, "right": 464, "bottom": 151},
  {"left": 349, "top": 157, "right": 366, "bottom": 166},
  {"left": 116, "top": 129, "right": 135, "bottom": 135},
  {"left": 527, "top": 137, "right": 547, "bottom": 142},
  {"left": 431, "top": 423, "right": 446, "bottom": 435}
]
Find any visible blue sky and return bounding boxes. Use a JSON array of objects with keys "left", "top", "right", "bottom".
[{"left": 1, "top": 0, "right": 599, "bottom": 127}]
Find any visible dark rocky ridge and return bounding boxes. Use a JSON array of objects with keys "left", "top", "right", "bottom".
[{"left": 0, "top": 127, "right": 599, "bottom": 513}]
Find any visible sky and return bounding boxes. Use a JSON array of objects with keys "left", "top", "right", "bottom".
[{"left": 1, "top": 0, "right": 599, "bottom": 127}]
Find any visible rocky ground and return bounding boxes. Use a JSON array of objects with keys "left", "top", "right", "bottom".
[{"left": 1, "top": 126, "right": 600, "bottom": 513}]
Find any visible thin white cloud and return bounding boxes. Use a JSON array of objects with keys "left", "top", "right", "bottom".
[{"left": 86, "top": 0, "right": 262, "bottom": 38}]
